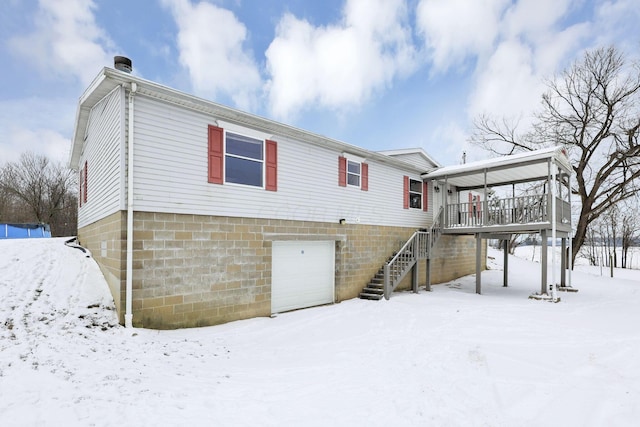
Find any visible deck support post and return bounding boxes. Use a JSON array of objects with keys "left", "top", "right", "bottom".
[
  {"left": 476, "top": 234, "right": 482, "bottom": 294},
  {"left": 541, "top": 229, "right": 548, "bottom": 294},
  {"left": 425, "top": 258, "right": 431, "bottom": 292},
  {"left": 412, "top": 262, "right": 419, "bottom": 293},
  {"left": 561, "top": 237, "right": 567, "bottom": 287},
  {"left": 503, "top": 238, "right": 509, "bottom": 287}
]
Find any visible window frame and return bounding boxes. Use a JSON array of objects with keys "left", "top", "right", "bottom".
[
  {"left": 409, "top": 178, "right": 422, "bottom": 209},
  {"left": 346, "top": 159, "right": 361, "bottom": 188},
  {"left": 224, "top": 130, "right": 265, "bottom": 188}
]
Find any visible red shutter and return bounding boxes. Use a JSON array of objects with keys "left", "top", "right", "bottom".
[
  {"left": 361, "top": 162, "right": 368, "bottom": 191},
  {"left": 83, "top": 161, "right": 88, "bottom": 203},
  {"left": 338, "top": 156, "right": 347, "bottom": 187},
  {"left": 403, "top": 176, "right": 409, "bottom": 209},
  {"left": 423, "top": 182, "right": 428, "bottom": 211},
  {"left": 208, "top": 125, "right": 224, "bottom": 184},
  {"left": 476, "top": 195, "right": 482, "bottom": 219},
  {"left": 265, "top": 140, "right": 277, "bottom": 191},
  {"left": 468, "top": 192, "right": 473, "bottom": 218}
]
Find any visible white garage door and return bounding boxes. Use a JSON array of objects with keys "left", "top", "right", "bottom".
[{"left": 271, "top": 240, "right": 335, "bottom": 314}]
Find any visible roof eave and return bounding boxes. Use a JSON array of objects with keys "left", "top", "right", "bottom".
[{"left": 69, "top": 67, "right": 429, "bottom": 174}]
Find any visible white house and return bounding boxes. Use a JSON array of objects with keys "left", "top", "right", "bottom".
[{"left": 69, "top": 62, "right": 483, "bottom": 329}]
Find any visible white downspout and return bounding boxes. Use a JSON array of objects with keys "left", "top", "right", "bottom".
[
  {"left": 125, "top": 82, "right": 137, "bottom": 328},
  {"left": 551, "top": 160, "right": 557, "bottom": 300},
  {"left": 568, "top": 172, "right": 573, "bottom": 288}
]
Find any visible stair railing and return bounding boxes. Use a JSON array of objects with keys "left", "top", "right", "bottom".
[
  {"left": 383, "top": 232, "right": 417, "bottom": 299},
  {"left": 383, "top": 208, "right": 444, "bottom": 299},
  {"left": 428, "top": 206, "right": 444, "bottom": 251}
]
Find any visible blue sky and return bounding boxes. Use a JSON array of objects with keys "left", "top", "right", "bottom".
[{"left": 1, "top": 0, "right": 638, "bottom": 168}]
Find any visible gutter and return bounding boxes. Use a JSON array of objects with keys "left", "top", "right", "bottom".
[{"left": 125, "top": 82, "right": 137, "bottom": 328}]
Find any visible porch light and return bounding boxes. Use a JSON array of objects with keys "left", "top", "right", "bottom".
[
  {"left": 447, "top": 189, "right": 453, "bottom": 194},
  {"left": 434, "top": 185, "right": 440, "bottom": 192},
  {"left": 339, "top": 218, "right": 346, "bottom": 225}
]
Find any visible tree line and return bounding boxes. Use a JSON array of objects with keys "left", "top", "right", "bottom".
[{"left": 0, "top": 152, "right": 77, "bottom": 237}]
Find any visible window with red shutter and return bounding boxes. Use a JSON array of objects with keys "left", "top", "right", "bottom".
[
  {"left": 207, "top": 125, "right": 277, "bottom": 191},
  {"left": 338, "top": 156, "right": 347, "bottom": 187},
  {"left": 265, "top": 140, "right": 277, "bottom": 191},
  {"left": 208, "top": 125, "right": 224, "bottom": 184},
  {"left": 403, "top": 176, "right": 409, "bottom": 209},
  {"left": 361, "top": 163, "right": 368, "bottom": 191},
  {"left": 423, "top": 182, "right": 428, "bottom": 211}
]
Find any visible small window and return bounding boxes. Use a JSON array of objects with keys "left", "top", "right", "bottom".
[
  {"left": 409, "top": 179, "right": 422, "bottom": 209},
  {"left": 225, "top": 132, "right": 263, "bottom": 187},
  {"left": 347, "top": 160, "right": 361, "bottom": 187}
]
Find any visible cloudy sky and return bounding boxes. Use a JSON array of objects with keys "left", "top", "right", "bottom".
[{"left": 0, "top": 0, "right": 638, "bottom": 167}]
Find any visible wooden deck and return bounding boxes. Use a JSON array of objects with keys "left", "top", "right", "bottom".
[{"left": 442, "top": 195, "right": 572, "bottom": 235}]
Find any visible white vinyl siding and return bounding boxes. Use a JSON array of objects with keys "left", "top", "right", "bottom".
[
  {"left": 78, "top": 86, "right": 124, "bottom": 228},
  {"left": 131, "top": 95, "right": 431, "bottom": 228}
]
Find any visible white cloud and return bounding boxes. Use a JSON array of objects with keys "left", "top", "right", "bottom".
[
  {"left": 7, "top": 0, "right": 114, "bottom": 86},
  {"left": 592, "top": 0, "right": 640, "bottom": 52},
  {"left": 2, "top": 128, "right": 70, "bottom": 166},
  {"left": 416, "top": 0, "right": 510, "bottom": 72},
  {"left": 501, "top": 0, "right": 573, "bottom": 40},
  {"left": 0, "top": 97, "right": 75, "bottom": 166},
  {"left": 162, "top": 0, "right": 262, "bottom": 110},
  {"left": 416, "top": 0, "right": 591, "bottom": 132},
  {"left": 265, "top": 0, "right": 417, "bottom": 119},
  {"left": 468, "top": 40, "right": 542, "bottom": 120}
]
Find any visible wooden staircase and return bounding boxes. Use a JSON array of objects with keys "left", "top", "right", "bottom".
[
  {"left": 359, "top": 251, "right": 409, "bottom": 300},
  {"left": 359, "top": 208, "right": 443, "bottom": 301}
]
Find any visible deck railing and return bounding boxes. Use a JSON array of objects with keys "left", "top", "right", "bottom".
[{"left": 445, "top": 195, "right": 569, "bottom": 228}]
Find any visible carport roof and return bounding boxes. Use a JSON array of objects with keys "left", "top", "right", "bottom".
[{"left": 421, "top": 147, "right": 573, "bottom": 190}]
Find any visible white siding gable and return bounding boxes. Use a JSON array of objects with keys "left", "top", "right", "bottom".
[
  {"left": 78, "top": 86, "right": 124, "bottom": 228},
  {"left": 378, "top": 149, "right": 439, "bottom": 172}
]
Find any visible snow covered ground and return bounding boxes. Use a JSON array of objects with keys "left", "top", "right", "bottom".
[{"left": 1, "top": 238, "right": 639, "bottom": 426}]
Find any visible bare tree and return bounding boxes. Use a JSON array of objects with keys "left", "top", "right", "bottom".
[
  {"left": 472, "top": 46, "right": 640, "bottom": 264},
  {"left": 0, "top": 152, "right": 77, "bottom": 236}
]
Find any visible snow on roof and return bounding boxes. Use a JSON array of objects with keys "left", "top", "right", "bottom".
[{"left": 422, "top": 146, "right": 573, "bottom": 190}]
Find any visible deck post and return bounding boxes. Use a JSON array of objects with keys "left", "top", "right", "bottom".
[
  {"left": 476, "top": 234, "right": 482, "bottom": 294},
  {"left": 412, "top": 262, "right": 418, "bottom": 293},
  {"left": 503, "top": 238, "right": 509, "bottom": 287},
  {"left": 561, "top": 237, "right": 566, "bottom": 287},
  {"left": 568, "top": 174, "right": 573, "bottom": 288},
  {"left": 425, "top": 258, "right": 431, "bottom": 292},
  {"left": 541, "top": 229, "right": 548, "bottom": 294},
  {"left": 383, "top": 264, "right": 390, "bottom": 300}
]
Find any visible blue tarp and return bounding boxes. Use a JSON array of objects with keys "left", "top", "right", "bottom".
[{"left": 0, "top": 223, "right": 51, "bottom": 239}]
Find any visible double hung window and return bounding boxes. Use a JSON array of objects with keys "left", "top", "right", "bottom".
[
  {"left": 225, "top": 132, "right": 263, "bottom": 187},
  {"left": 409, "top": 179, "right": 422, "bottom": 209},
  {"left": 347, "top": 160, "right": 361, "bottom": 187}
]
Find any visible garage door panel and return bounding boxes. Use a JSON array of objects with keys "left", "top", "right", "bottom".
[{"left": 271, "top": 240, "right": 334, "bottom": 314}]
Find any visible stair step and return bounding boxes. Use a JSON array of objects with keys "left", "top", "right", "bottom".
[
  {"left": 359, "top": 292, "right": 384, "bottom": 300},
  {"left": 362, "top": 285, "right": 383, "bottom": 294}
]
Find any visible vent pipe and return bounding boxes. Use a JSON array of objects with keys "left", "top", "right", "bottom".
[{"left": 114, "top": 56, "right": 132, "bottom": 73}]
